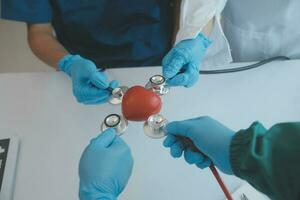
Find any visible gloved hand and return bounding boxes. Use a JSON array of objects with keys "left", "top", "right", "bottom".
[
  {"left": 162, "top": 33, "right": 212, "bottom": 88},
  {"left": 59, "top": 55, "right": 119, "bottom": 104},
  {"left": 163, "top": 116, "right": 234, "bottom": 174},
  {"left": 79, "top": 129, "right": 134, "bottom": 200}
]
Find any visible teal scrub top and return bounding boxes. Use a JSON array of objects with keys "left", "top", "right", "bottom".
[
  {"left": 231, "top": 122, "right": 300, "bottom": 200},
  {"left": 1, "top": 0, "right": 175, "bottom": 68}
]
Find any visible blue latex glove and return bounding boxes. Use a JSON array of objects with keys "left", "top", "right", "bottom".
[
  {"left": 163, "top": 116, "right": 234, "bottom": 174},
  {"left": 79, "top": 129, "right": 134, "bottom": 200},
  {"left": 59, "top": 55, "right": 119, "bottom": 104},
  {"left": 162, "top": 33, "right": 212, "bottom": 88}
]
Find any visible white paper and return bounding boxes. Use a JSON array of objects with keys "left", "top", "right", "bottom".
[{"left": 230, "top": 183, "right": 270, "bottom": 200}]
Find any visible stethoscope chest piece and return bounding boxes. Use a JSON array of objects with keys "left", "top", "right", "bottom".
[
  {"left": 144, "top": 114, "right": 168, "bottom": 139},
  {"left": 101, "top": 114, "right": 128, "bottom": 136},
  {"left": 145, "top": 75, "right": 170, "bottom": 96},
  {"left": 109, "top": 86, "right": 129, "bottom": 105}
]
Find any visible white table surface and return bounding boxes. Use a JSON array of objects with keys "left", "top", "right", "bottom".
[{"left": 1, "top": 60, "right": 300, "bottom": 200}]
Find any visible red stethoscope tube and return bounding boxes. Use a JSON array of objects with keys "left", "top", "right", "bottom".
[
  {"left": 209, "top": 165, "right": 233, "bottom": 200},
  {"left": 177, "top": 136, "right": 233, "bottom": 200}
]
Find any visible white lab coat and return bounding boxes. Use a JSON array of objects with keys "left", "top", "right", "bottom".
[
  {"left": 223, "top": 0, "right": 300, "bottom": 62},
  {"left": 176, "top": 0, "right": 232, "bottom": 70},
  {"left": 176, "top": 0, "right": 300, "bottom": 69}
]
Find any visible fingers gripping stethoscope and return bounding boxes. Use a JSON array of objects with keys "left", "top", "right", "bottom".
[
  {"left": 100, "top": 56, "right": 291, "bottom": 199},
  {"left": 101, "top": 74, "right": 233, "bottom": 200}
]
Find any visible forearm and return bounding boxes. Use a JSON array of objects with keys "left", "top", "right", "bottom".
[
  {"left": 230, "top": 122, "right": 300, "bottom": 200},
  {"left": 173, "top": 0, "right": 214, "bottom": 42},
  {"left": 27, "top": 24, "right": 69, "bottom": 69},
  {"left": 201, "top": 18, "right": 214, "bottom": 37}
]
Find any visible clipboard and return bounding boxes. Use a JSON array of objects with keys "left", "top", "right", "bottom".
[{"left": 0, "top": 136, "right": 19, "bottom": 200}]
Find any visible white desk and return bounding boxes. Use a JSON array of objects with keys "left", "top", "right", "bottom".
[{"left": 1, "top": 60, "right": 300, "bottom": 200}]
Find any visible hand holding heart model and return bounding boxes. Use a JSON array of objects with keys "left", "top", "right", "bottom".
[{"left": 122, "top": 86, "right": 162, "bottom": 121}]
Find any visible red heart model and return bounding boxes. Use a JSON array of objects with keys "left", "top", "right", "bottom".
[{"left": 122, "top": 86, "right": 162, "bottom": 121}]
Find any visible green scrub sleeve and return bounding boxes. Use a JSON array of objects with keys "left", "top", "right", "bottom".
[{"left": 230, "top": 122, "right": 300, "bottom": 200}]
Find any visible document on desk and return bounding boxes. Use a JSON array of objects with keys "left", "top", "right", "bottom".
[
  {"left": 0, "top": 137, "right": 19, "bottom": 200},
  {"left": 230, "top": 183, "right": 270, "bottom": 200}
]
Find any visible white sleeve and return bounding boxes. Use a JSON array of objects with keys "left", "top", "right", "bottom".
[{"left": 176, "top": 0, "right": 233, "bottom": 69}]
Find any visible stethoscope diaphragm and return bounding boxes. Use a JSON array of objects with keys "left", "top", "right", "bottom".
[
  {"left": 108, "top": 86, "right": 129, "bottom": 105},
  {"left": 143, "top": 114, "right": 168, "bottom": 139},
  {"left": 101, "top": 114, "right": 128, "bottom": 136},
  {"left": 145, "top": 75, "right": 170, "bottom": 96}
]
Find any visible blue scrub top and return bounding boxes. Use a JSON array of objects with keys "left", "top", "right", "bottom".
[{"left": 1, "top": 0, "right": 175, "bottom": 68}]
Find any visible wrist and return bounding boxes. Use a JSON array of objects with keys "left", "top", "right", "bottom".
[
  {"left": 58, "top": 54, "right": 81, "bottom": 76},
  {"left": 230, "top": 122, "right": 267, "bottom": 177},
  {"left": 222, "top": 135, "right": 234, "bottom": 174},
  {"left": 196, "top": 33, "right": 212, "bottom": 49},
  {"left": 79, "top": 181, "right": 118, "bottom": 200},
  {"left": 81, "top": 195, "right": 117, "bottom": 200},
  {"left": 98, "top": 195, "right": 117, "bottom": 200},
  {"left": 80, "top": 190, "right": 117, "bottom": 200}
]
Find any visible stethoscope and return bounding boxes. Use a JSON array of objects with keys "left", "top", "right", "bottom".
[
  {"left": 101, "top": 74, "right": 233, "bottom": 199},
  {"left": 102, "top": 74, "right": 169, "bottom": 136},
  {"left": 99, "top": 55, "right": 290, "bottom": 200}
]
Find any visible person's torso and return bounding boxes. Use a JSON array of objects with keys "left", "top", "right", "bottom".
[
  {"left": 222, "top": 0, "right": 300, "bottom": 62},
  {"left": 50, "top": 0, "right": 175, "bottom": 68}
]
